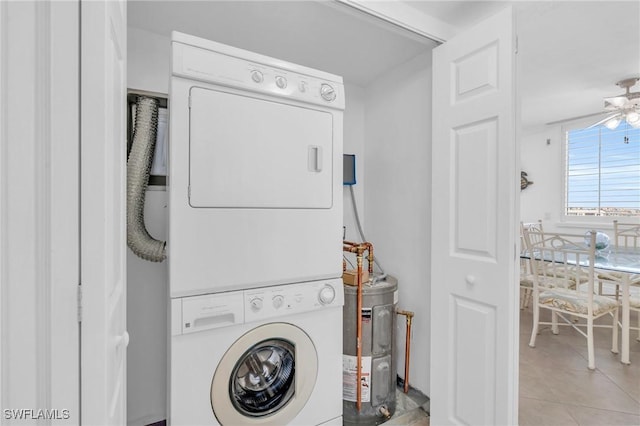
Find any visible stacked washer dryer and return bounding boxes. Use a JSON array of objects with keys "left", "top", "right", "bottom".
[{"left": 168, "top": 32, "right": 345, "bottom": 425}]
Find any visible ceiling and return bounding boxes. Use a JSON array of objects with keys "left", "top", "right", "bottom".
[
  {"left": 127, "top": 1, "right": 437, "bottom": 87},
  {"left": 128, "top": 1, "right": 640, "bottom": 130}
]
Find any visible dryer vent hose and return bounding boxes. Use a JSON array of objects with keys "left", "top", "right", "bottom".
[{"left": 127, "top": 96, "right": 166, "bottom": 262}]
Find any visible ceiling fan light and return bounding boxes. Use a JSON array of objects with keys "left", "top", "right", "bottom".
[
  {"left": 625, "top": 111, "right": 640, "bottom": 124},
  {"left": 604, "top": 117, "right": 621, "bottom": 130}
]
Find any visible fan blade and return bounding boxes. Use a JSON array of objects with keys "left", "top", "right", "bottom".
[
  {"left": 586, "top": 112, "right": 622, "bottom": 129},
  {"left": 604, "top": 96, "right": 629, "bottom": 110}
]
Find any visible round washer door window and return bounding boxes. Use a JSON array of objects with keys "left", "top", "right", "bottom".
[{"left": 211, "top": 323, "right": 318, "bottom": 426}]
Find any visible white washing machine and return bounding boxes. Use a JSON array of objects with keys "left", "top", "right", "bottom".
[
  {"left": 169, "top": 32, "right": 345, "bottom": 298},
  {"left": 170, "top": 279, "right": 344, "bottom": 425}
]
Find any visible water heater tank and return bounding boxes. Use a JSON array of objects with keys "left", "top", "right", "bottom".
[{"left": 343, "top": 276, "right": 398, "bottom": 425}]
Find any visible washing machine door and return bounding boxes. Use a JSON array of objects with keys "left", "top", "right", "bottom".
[{"left": 211, "top": 323, "right": 318, "bottom": 425}]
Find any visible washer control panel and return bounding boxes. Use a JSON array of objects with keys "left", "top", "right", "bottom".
[
  {"left": 173, "top": 278, "right": 344, "bottom": 335},
  {"left": 244, "top": 278, "right": 344, "bottom": 323},
  {"left": 173, "top": 41, "right": 345, "bottom": 109}
]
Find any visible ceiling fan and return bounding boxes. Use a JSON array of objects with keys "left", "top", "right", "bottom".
[{"left": 588, "top": 77, "right": 640, "bottom": 129}]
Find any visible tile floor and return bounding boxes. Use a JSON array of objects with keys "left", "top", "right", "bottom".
[
  {"left": 519, "top": 302, "right": 640, "bottom": 425},
  {"left": 386, "top": 387, "right": 430, "bottom": 426}
]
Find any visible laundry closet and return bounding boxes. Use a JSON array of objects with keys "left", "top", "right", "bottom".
[{"left": 126, "top": 1, "right": 437, "bottom": 424}]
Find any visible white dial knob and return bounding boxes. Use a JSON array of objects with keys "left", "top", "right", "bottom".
[
  {"left": 272, "top": 295, "right": 284, "bottom": 309},
  {"left": 250, "top": 297, "right": 263, "bottom": 312},
  {"left": 275, "top": 76, "right": 287, "bottom": 89},
  {"left": 251, "top": 70, "right": 264, "bottom": 83},
  {"left": 318, "top": 285, "right": 336, "bottom": 305},
  {"left": 320, "top": 83, "right": 336, "bottom": 102}
]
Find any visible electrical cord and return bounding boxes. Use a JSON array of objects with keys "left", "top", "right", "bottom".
[{"left": 348, "top": 184, "right": 387, "bottom": 282}]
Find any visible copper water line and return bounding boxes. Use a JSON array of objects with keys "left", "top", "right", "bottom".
[
  {"left": 396, "top": 309, "right": 415, "bottom": 394},
  {"left": 342, "top": 240, "right": 373, "bottom": 411},
  {"left": 355, "top": 252, "right": 364, "bottom": 411},
  {"left": 362, "top": 241, "right": 374, "bottom": 274},
  {"left": 344, "top": 241, "right": 374, "bottom": 276}
]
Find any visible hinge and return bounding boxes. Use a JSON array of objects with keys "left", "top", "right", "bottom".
[
  {"left": 77, "top": 284, "right": 83, "bottom": 323},
  {"left": 515, "top": 36, "right": 519, "bottom": 54}
]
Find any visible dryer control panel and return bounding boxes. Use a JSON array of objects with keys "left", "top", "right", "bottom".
[
  {"left": 173, "top": 278, "right": 344, "bottom": 335},
  {"left": 172, "top": 32, "right": 345, "bottom": 110}
]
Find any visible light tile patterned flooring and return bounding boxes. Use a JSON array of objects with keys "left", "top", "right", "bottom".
[{"left": 519, "top": 303, "right": 640, "bottom": 425}]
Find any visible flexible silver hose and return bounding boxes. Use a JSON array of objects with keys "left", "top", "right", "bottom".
[{"left": 127, "top": 96, "right": 166, "bottom": 262}]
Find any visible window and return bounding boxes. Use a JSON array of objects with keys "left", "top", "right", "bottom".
[{"left": 565, "top": 122, "right": 640, "bottom": 217}]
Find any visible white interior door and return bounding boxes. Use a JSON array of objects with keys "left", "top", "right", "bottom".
[
  {"left": 80, "top": 0, "right": 128, "bottom": 423},
  {"left": 430, "top": 6, "right": 519, "bottom": 425}
]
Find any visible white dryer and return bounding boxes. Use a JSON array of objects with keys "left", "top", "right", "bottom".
[
  {"left": 169, "top": 32, "right": 345, "bottom": 298},
  {"left": 170, "top": 279, "right": 344, "bottom": 425}
]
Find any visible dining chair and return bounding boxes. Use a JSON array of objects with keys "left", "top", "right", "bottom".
[
  {"left": 519, "top": 220, "right": 544, "bottom": 309},
  {"left": 524, "top": 229, "right": 619, "bottom": 370},
  {"left": 603, "top": 220, "right": 640, "bottom": 340},
  {"left": 613, "top": 220, "right": 640, "bottom": 250}
]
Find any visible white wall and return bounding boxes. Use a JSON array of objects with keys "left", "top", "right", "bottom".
[
  {"left": 520, "top": 126, "right": 564, "bottom": 229},
  {"left": 520, "top": 125, "right": 622, "bottom": 239},
  {"left": 128, "top": 27, "right": 170, "bottom": 95},
  {"left": 363, "top": 51, "right": 433, "bottom": 394},
  {"left": 343, "top": 84, "right": 366, "bottom": 244}
]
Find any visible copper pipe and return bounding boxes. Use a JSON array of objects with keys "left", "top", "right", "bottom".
[
  {"left": 342, "top": 241, "right": 374, "bottom": 412},
  {"left": 396, "top": 309, "right": 415, "bottom": 394},
  {"left": 362, "top": 242, "right": 374, "bottom": 274},
  {"left": 355, "top": 252, "right": 363, "bottom": 411}
]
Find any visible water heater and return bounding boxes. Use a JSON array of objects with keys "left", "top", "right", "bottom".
[{"left": 343, "top": 276, "right": 398, "bottom": 425}]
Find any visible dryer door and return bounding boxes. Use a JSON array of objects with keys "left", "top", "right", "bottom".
[
  {"left": 189, "top": 86, "right": 334, "bottom": 209},
  {"left": 211, "top": 323, "right": 318, "bottom": 425}
]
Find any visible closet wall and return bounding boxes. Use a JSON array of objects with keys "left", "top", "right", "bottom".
[{"left": 364, "top": 51, "right": 433, "bottom": 394}]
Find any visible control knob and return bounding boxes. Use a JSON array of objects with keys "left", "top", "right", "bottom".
[
  {"left": 320, "top": 83, "right": 336, "bottom": 102},
  {"left": 275, "top": 76, "right": 287, "bottom": 89},
  {"left": 250, "top": 297, "right": 263, "bottom": 312},
  {"left": 272, "top": 295, "right": 284, "bottom": 309},
  {"left": 251, "top": 70, "right": 264, "bottom": 83},
  {"left": 318, "top": 285, "right": 336, "bottom": 305}
]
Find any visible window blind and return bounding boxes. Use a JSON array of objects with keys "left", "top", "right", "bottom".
[{"left": 565, "top": 122, "right": 640, "bottom": 216}]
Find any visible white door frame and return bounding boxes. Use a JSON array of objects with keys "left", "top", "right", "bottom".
[
  {"left": 0, "top": 0, "right": 80, "bottom": 420},
  {"left": 80, "top": 0, "right": 128, "bottom": 423}
]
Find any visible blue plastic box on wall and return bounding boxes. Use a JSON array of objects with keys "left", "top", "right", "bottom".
[{"left": 343, "top": 154, "right": 356, "bottom": 185}]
